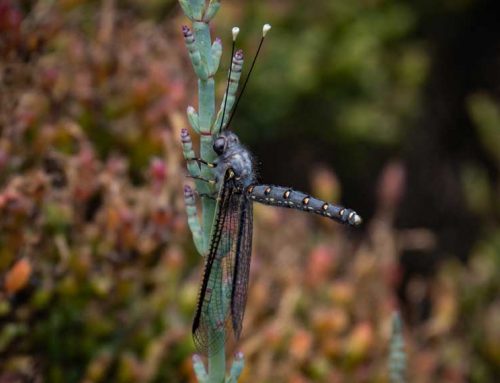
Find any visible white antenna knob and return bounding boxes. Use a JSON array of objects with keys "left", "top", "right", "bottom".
[
  {"left": 262, "top": 24, "right": 271, "bottom": 37},
  {"left": 232, "top": 27, "right": 240, "bottom": 41}
]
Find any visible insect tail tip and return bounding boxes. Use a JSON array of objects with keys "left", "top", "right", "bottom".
[{"left": 352, "top": 213, "right": 363, "bottom": 226}]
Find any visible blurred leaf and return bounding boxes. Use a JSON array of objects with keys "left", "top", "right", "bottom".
[
  {"left": 468, "top": 93, "right": 500, "bottom": 164},
  {"left": 4, "top": 258, "right": 32, "bottom": 295}
]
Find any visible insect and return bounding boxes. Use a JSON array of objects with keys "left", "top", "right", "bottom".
[
  {"left": 187, "top": 25, "right": 362, "bottom": 355},
  {"left": 191, "top": 130, "right": 361, "bottom": 354}
]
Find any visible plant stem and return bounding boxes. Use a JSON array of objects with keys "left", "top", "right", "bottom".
[{"left": 180, "top": 1, "right": 244, "bottom": 381}]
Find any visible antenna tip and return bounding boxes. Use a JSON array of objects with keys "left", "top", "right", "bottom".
[
  {"left": 232, "top": 27, "right": 240, "bottom": 41},
  {"left": 262, "top": 24, "right": 271, "bottom": 37}
]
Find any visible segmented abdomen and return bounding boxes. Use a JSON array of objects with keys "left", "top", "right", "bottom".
[{"left": 246, "top": 184, "right": 362, "bottom": 226}]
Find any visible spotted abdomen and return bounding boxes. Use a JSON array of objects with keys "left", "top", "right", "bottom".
[{"left": 246, "top": 184, "right": 362, "bottom": 226}]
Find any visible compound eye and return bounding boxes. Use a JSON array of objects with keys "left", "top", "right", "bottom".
[{"left": 213, "top": 137, "right": 226, "bottom": 155}]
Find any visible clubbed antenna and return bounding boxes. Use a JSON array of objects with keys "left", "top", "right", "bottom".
[
  {"left": 226, "top": 23, "right": 271, "bottom": 129},
  {"left": 232, "top": 26, "right": 241, "bottom": 41},
  {"left": 218, "top": 27, "right": 240, "bottom": 134}
]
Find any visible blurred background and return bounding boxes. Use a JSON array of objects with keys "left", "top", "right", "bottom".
[{"left": 0, "top": 0, "right": 499, "bottom": 382}]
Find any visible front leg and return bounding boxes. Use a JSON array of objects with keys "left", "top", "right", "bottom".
[
  {"left": 186, "top": 157, "right": 216, "bottom": 168},
  {"left": 198, "top": 192, "right": 217, "bottom": 200},
  {"left": 187, "top": 174, "right": 217, "bottom": 185}
]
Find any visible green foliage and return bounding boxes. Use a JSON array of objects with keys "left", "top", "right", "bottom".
[
  {"left": 468, "top": 93, "right": 500, "bottom": 165},
  {"left": 220, "top": 1, "right": 426, "bottom": 151}
]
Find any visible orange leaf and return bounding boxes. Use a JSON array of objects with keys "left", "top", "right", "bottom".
[{"left": 5, "top": 258, "right": 32, "bottom": 295}]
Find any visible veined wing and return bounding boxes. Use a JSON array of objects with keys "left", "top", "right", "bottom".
[
  {"left": 192, "top": 169, "right": 248, "bottom": 355},
  {"left": 230, "top": 193, "right": 252, "bottom": 340}
]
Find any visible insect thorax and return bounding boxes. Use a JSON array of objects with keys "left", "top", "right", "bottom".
[{"left": 215, "top": 142, "right": 255, "bottom": 189}]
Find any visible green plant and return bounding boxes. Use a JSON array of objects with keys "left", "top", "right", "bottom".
[
  {"left": 179, "top": 0, "right": 245, "bottom": 381},
  {"left": 389, "top": 311, "right": 407, "bottom": 383}
]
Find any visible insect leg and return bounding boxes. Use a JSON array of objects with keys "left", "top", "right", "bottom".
[
  {"left": 188, "top": 187, "right": 217, "bottom": 200},
  {"left": 187, "top": 174, "right": 217, "bottom": 185},
  {"left": 198, "top": 192, "right": 217, "bottom": 200},
  {"left": 187, "top": 157, "right": 217, "bottom": 168}
]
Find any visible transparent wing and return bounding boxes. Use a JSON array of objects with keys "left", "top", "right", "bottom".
[
  {"left": 231, "top": 199, "right": 253, "bottom": 340},
  {"left": 192, "top": 169, "right": 247, "bottom": 355}
]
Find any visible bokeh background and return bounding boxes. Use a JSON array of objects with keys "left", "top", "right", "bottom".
[{"left": 1, "top": 0, "right": 499, "bottom": 382}]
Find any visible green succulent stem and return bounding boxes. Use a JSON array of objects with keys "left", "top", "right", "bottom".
[
  {"left": 389, "top": 311, "right": 407, "bottom": 383},
  {"left": 180, "top": 0, "right": 245, "bottom": 381},
  {"left": 183, "top": 186, "right": 204, "bottom": 255},
  {"left": 214, "top": 50, "right": 244, "bottom": 132},
  {"left": 226, "top": 353, "right": 245, "bottom": 382}
]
